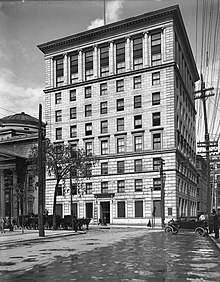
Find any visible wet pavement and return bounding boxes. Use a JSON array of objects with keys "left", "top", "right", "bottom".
[{"left": 0, "top": 228, "right": 220, "bottom": 282}]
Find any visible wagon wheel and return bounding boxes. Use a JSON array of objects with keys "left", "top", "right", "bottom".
[
  {"left": 165, "top": 226, "right": 174, "bottom": 235},
  {"left": 195, "top": 227, "right": 206, "bottom": 236}
]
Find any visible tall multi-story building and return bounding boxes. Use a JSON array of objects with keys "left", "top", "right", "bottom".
[
  {"left": 210, "top": 153, "right": 220, "bottom": 213},
  {"left": 196, "top": 155, "right": 208, "bottom": 217},
  {"left": 38, "top": 5, "right": 199, "bottom": 226}
]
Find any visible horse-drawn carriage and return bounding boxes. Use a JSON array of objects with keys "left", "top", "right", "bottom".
[{"left": 165, "top": 218, "right": 208, "bottom": 236}]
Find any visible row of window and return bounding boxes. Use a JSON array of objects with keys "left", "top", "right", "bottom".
[
  {"left": 56, "top": 112, "right": 161, "bottom": 135},
  {"left": 54, "top": 72, "right": 161, "bottom": 105},
  {"left": 100, "top": 158, "right": 162, "bottom": 175},
  {"left": 57, "top": 200, "right": 167, "bottom": 219},
  {"left": 57, "top": 177, "right": 162, "bottom": 197},
  {"left": 87, "top": 133, "right": 162, "bottom": 154},
  {"left": 55, "top": 32, "right": 162, "bottom": 86}
]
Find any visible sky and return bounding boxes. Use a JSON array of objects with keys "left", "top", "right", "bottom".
[{"left": 0, "top": 0, "right": 219, "bottom": 143}]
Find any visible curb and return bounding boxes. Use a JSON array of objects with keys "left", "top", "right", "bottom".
[
  {"left": 0, "top": 231, "right": 86, "bottom": 248},
  {"left": 208, "top": 234, "right": 220, "bottom": 252}
]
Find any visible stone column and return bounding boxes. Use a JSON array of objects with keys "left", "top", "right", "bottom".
[
  {"left": 53, "top": 57, "right": 56, "bottom": 88},
  {"left": 161, "top": 28, "right": 165, "bottom": 63},
  {"left": 143, "top": 32, "right": 149, "bottom": 67},
  {"left": 93, "top": 45, "right": 98, "bottom": 78},
  {"left": 109, "top": 41, "right": 114, "bottom": 75},
  {"left": 125, "top": 37, "right": 131, "bottom": 71},
  {"left": 12, "top": 172, "right": 17, "bottom": 217},
  {"left": 63, "top": 53, "right": 68, "bottom": 84},
  {"left": 78, "top": 49, "right": 83, "bottom": 82}
]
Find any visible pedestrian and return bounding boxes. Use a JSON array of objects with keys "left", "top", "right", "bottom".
[
  {"left": 0, "top": 217, "right": 5, "bottom": 234},
  {"left": 213, "top": 209, "right": 219, "bottom": 239}
]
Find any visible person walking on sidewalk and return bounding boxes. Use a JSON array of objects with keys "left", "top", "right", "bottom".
[{"left": 213, "top": 209, "right": 219, "bottom": 239}]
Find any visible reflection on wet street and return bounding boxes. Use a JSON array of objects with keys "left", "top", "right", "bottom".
[{"left": 1, "top": 231, "right": 220, "bottom": 282}]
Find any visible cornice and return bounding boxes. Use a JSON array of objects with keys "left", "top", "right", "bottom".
[{"left": 38, "top": 5, "right": 179, "bottom": 54}]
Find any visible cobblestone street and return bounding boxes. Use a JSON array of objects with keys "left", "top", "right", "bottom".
[{"left": 0, "top": 228, "right": 220, "bottom": 281}]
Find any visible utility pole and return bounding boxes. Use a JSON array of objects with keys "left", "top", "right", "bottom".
[
  {"left": 104, "top": 0, "right": 106, "bottom": 25},
  {"left": 194, "top": 74, "right": 214, "bottom": 219},
  {"left": 38, "top": 104, "right": 45, "bottom": 237},
  {"left": 159, "top": 158, "right": 165, "bottom": 228}
]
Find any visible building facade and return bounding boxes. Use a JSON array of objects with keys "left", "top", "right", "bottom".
[
  {"left": 38, "top": 5, "right": 199, "bottom": 225},
  {"left": 196, "top": 155, "right": 208, "bottom": 217},
  {"left": 210, "top": 153, "right": 220, "bottom": 213},
  {"left": 0, "top": 112, "right": 40, "bottom": 218}
]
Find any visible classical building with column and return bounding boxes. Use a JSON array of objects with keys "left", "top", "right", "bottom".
[
  {"left": 38, "top": 5, "right": 199, "bottom": 226},
  {"left": 0, "top": 112, "right": 40, "bottom": 218}
]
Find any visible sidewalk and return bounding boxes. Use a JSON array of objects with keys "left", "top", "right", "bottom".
[
  {"left": 208, "top": 233, "right": 220, "bottom": 251},
  {"left": 0, "top": 229, "right": 84, "bottom": 247}
]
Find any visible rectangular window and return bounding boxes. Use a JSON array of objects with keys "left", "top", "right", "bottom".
[
  {"left": 134, "top": 95, "right": 141, "bottom": 108},
  {"left": 85, "top": 104, "right": 92, "bottom": 117},
  {"left": 153, "top": 133, "right": 161, "bottom": 149},
  {"left": 168, "top": 207, "right": 172, "bottom": 216},
  {"left": 134, "top": 159, "right": 142, "bottom": 172},
  {"left": 100, "top": 101, "right": 108, "bottom": 114},
  {"left": 135, "top": 179, "right": 143, "bottom": 192},
  {"left": 117, "top": 98, "right": 124, "bottom": 111},
  {"left": 85, "top": 123, "right": 92, "bottom": 136},
  {"left": 85, "top": 141, "right": 93, "bottom": 155},
  {"left": 153, "top": 178, "right": 161, "bottom": 191},
  {"left": 70, "top": 53, "right": 78, "bottom": 83},
  {"left": 70, "top": 107, "right": 76, "bottom": 119},
  {"left": 86, "top": 183, "right": 92, "bottom": 194},
  {"left": 134, "top": 115, "right": 142, "bottom": 129},
  {"left": 55, "top": 57, "right": 64, "bottom": 87},
  {"left": 57, "top": 184, "right": 63, "bottom": 196},
  {"left": 55, "top": 92, "right": 61, "bottom": 104},
  {"left": 133, "top": 37, "right": 143, "bottom": 70},
  {"left": 86, "top": 202, "right": 93, "bottom": 218},
  {"left": 117, "top": 118, "right": 124, "bottom": 131},
  {"left": 56, "top": 128, "right": 62, "bottom": 140},
  {"left": 134, "top": 135, "right": 143, "bottom": 151},
  {"left": 135, "top": 201, "right": 143, "bottom": 217},
  {"left": 152, "top": 92, "right": 160, "bottom": 105},
  {"left": 117, "top": 201, "right": 125, "bottom": 217},
  {"left": 85, "top": 86, "right": 92, "bottom": 98},
  {"left": 100, "top": 83, "right": 107, "bottom": 96},
  {"left": 116, "top": 41, "right": 125, "bottom": 73},
  {"left": 101, "top": 181, "right": 108, "bottom": 194},
  {"left": 55, "top": 110, "right": 62, "bottom": 122},
  {"left": 152, "top": 112, "right": 161, "bottom": 126},
  {"left": 117, "top": 180, "right": 125, "bottom": 193},
  {"left": 70, "top": 89, "right": 76, "bottom": 101},
  {"left": 153, "top": 158, "right": 162, "bottom": 171},
  {"left": 134, "top": 76, "right": 141, "bottom": 89},
  {"left": 152, "top": 72, "right": 160, "bottom": 85},
  {"left": 85, "top": 50, "right": 93, "bottom": 80},
  {"left": 101, "top": 162, "right": 108, "bottom": 175},
  {"left": 117, "top": 137, "right": 125, "bottom": 153},
  {"left": 71, "top": 203, "right": 77, "bottom": 217},
  {"left": 101, "top": 120, "right": 108, "bottom": 134},
  {"left": 71, "top": 180, "right": 77, "bottom": 192},
  {"left": 70, "top": 125, "right": 77, "bottom": 138},
  {"left": 100, "top": 45, "right": 109, "bottom": 77},
  {"left": 117, "top": 161, "right": 125, "bottom": 174},
  {"left": 116, "top": 79, "right": 124, "bottom": 92},
  {"left": 101, "top": 140, "right": 108, "bottom": 155},
  {"left": 151, "top": 32, "right": 161, "bottom": 66}
]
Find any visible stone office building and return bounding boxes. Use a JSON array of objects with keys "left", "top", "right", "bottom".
[{"left": 38, "top": 5, "right": 199, "bottom": 225}]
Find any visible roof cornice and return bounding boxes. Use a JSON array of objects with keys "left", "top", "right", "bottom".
[{"left": 37, "top": 5, "right": 179, "bottom": 54}]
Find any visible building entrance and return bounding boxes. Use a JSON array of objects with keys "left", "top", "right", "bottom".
[{"left": 100, "top": 201, "right": 110, "bottom": 224}]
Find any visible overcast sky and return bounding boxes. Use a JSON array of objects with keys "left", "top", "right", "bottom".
[{"left": 0, "top": 0, "right": 219, "bottom": 142}]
